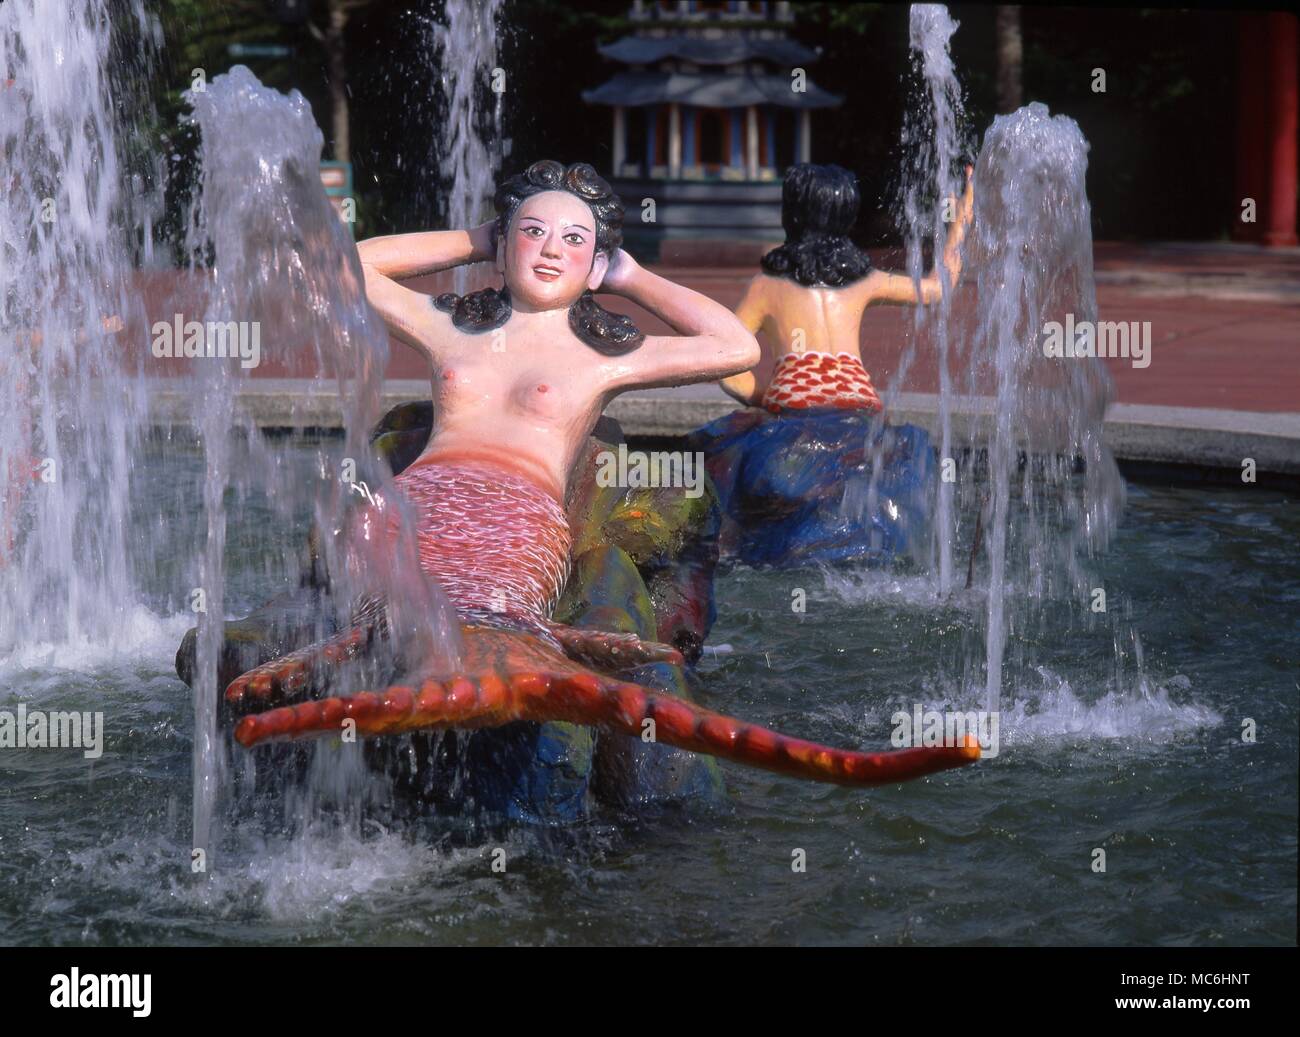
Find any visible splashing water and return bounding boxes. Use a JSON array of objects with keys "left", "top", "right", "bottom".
[
  {"left": 0, "top": 0, "right": 161, "bottom": 651},
  {"left": 179, "top": 66, "right": 461, "bottom": 862},
  {"left": 903, "top": 3, "right": 967, "bottom": 592},
  {"left": 851, "top": 5, "right": 968, "bottom": 568},
  {"left": 426, "top": 0, "right": 503, "bottom": 294},
  {"left": 865, "top": 8, "right": 1124, "bottom": 725},
  {"left": 966, "top": 102, "right": 1124, "bottom": 713}
]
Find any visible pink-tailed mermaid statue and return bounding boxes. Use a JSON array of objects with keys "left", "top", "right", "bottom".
[{"left": 224, "top": 160, "right": 979, "bottom": 792}]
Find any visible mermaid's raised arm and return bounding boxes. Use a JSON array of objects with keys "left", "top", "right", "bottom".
[
  {"left": 355, "top": 223, "right": 495, "bottom": 357},
  {"left": 356, "top": 222, "right": 495, "bottom": 281},
  {"left": 599, "top": 250, "right": 759, "bottom": 392},
  {"left": 866, "top": 166, "right": 974, "bottom": 306}
]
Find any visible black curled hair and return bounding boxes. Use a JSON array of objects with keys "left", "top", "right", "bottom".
[
  {"left": 760, "top": 163, "right": 873, "bottom": 288},
  {"left": 434, "top": 160, "right": 643, "bottom": 355}
]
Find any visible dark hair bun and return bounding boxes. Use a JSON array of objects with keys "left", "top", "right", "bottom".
[{"left": 761, "top": 162, "right": 873, "bottom": 288}]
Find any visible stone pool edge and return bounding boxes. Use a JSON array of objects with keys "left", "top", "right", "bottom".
[{"left": 143, "top": 380, "right": 1300, "bottom": 476}]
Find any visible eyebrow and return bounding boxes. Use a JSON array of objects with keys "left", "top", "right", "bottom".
[{"left": 518, "top": 215, "right": 592, "bottom": 234}]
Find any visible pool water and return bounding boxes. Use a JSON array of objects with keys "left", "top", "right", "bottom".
[{"left": 0, "top": 445, "right": 1294, "bottom": 946}]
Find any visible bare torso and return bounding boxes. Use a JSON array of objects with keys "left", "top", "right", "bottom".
[
  {"left": 398, "top": 306, "right": 629, "bottom": 502},
  {"left": 728, "top": 270, "right": 915, "bottom": 405},
  {"left": 722, "top": 171, "right": 973, "bottom": 407},
  {"left": 356, "top": 203, "right": 759, "bottom": 503},
  {"left": 745, "top": 273, "right": 874, "bottom": 388}
]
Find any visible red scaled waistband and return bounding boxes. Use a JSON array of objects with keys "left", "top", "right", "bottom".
[{"left": 761, "top": 351, "right": 883, "bottom": 414}]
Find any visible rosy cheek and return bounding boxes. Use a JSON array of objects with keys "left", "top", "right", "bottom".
[{"left": 567, "top": 245, "right": 592, "bottom": 275}]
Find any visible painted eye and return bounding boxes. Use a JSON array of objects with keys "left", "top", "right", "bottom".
[
  {"left": 564, "top": 234, "right": 584, "bottom": 246},
  {"left": 523, "top": 226, "right": 543, "bottom": 237}
]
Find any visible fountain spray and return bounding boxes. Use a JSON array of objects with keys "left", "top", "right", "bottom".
[
  {"left": 968, "top": 103, "right": 1123, "bottom": 713},
  {"left": 889, "top": 7, "right": 1122, "bottom": 717},
  {"left": 0, "top": 0, "right": 161, "bottom": 652},
  {"left": 180, "top": 65, "right": 463, "bottom": 861},
  {"left": 427, "top": 0, "right": 504, "bottom": 295},
  {"left": 904, "top": 3, "right": 967, "bottom": 594}
]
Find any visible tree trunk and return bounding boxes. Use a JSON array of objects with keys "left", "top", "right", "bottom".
[
  {"left": 325, "top": 0, "right": 349, "bottom": 163},
  {"left": 995, "top": 6, "right": 1023, "bottom": 115}
]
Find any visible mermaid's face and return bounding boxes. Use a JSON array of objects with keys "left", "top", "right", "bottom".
[{"left": 498, "top": 190, "right": 609, "bottom": 311}]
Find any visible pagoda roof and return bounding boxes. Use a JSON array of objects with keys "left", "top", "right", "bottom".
[
  {"left": 597, "top": 34, "right": 818, "bottom": 68},
  {"left": 583, "top": 70, "right": 841, "bottom": 109}
]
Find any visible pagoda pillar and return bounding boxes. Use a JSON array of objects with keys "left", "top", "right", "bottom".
[
  {"left": 613, "top": 106, "right": 626, "bottom": 175},
  {"left": 798, "top": 109, "right": 811, "bottom": 163},
  {"left": 668, "top": 103, "right": 682, "bottom": 178},
  {"left": 745, "top": 105, "right": 759, "bottom": 179}
]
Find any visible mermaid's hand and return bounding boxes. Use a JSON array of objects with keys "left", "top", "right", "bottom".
[
  {"left": 470, "top": 221, "right": 497, "bottom": 263},
  {"left": 598, "top": 248, "right": 640, "bottom": 295},
  {"left": 957, "top": 164, "right": 975, "bottom": 227},
  {"left": 945, "top": 166, "right": 974, "bottom": 232},
  {"left": 940, "top": 166, "right": 975, "bottom": 286}
]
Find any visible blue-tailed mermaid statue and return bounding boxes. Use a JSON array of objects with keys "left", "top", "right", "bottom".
[{"left": 688, "top": 163, "right": 973, "bottom": 568}]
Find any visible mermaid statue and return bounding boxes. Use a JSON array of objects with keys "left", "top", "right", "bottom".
[
  {"left": 688, "top": 163, "right": 974, "bottom": 568},
  {"left": 178, "top": 160, "right": 977, "bottom": 823}
]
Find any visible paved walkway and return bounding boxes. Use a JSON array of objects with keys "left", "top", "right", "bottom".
[
  {"left": 632, "top": 240, "right": 1300, "bottom": 416},
  {"left": 153, "top": 241, "right": 1297, "bottom": 471}
]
